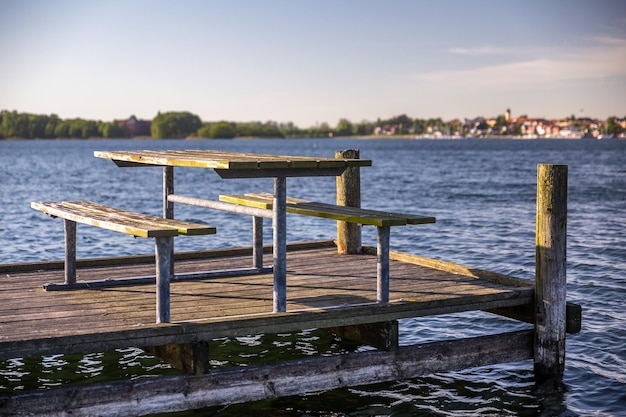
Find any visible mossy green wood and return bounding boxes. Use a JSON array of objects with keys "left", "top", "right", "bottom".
[
  {"left": 31, "top": 201, "right": 216, "bottom": 238},
  {"left": 219, "top": 194, "right": 274, "bottom": 209},
  {"left": 61, "top": 201, "right": 216, "bottom": 236},
  {"left": 219, "top": 193, "right": 435, "bottom": 227},
  {"left": 94, "top": 150, "right": 372, "bottom": 170},
  {"left": 535, "top": 164, "right": 568, "bottom": 382},
  {"left": 336, "top": 149, "right": 362, "bottom": 254}
]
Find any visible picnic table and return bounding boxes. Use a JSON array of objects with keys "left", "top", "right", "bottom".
[{"left": 94, "top": 149, "right": 373, "bottom": 312}]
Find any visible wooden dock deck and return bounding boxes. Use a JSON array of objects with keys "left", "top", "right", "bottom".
[
  {"left": 1, "top": 240, "right": 583, "bottom": 416},
  {"left": 0, "top": 240, "right": 533, "bottom": 361}
]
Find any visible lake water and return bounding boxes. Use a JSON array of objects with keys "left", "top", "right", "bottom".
[{"left": 0, "top": 138, "right": 624, "bottom": 416}]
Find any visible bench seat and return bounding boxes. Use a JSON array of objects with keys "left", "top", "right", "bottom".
[
  {"left": 31, "top": 200, "right": 216, "bottom": 323},
  {"left": 31, "top": 201, "right": 215, "bottom": 237},
  {"left": 219, "top": 193, "right": 436, "bottom": 226},
  {"left": 219, "top": 193, "right": 435, "bottom": 303}
]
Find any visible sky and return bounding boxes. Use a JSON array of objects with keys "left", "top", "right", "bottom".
[{"left": 1, "top": 0, "right": 625, "bottom": 127}]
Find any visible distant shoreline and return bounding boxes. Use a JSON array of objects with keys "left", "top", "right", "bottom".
[{"left": 1, "top": 135, "right": 622, "bottom": 141}]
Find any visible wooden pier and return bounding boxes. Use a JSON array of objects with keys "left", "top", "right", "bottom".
[
  {"left": 0, "top": 162, "right": 581, "bottom": 416},
  {"left": 0, "top": 241, "right": 579, "bottom": 416},
  {"left": 1, "top": 240, "right": 538, "bottom": 360}
]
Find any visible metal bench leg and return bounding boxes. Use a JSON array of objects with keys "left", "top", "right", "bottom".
[
  {"left": 376, "top": 226, "right": 390, "bottom": 303},
  {"left": 163, "top": 166, "right": 175, "bottom": 280},
  {"left": 155, "top": 236, "right": 173, "bottom": 323},
  {"left": 64, "top": 219, "right": 77, "bottom": 286},
  {"left": 253, "top": 216, "right": 264, "bottom": 269}
]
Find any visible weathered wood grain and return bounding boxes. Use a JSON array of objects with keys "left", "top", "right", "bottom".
[
  {"left": 336, "top": 149, "right": 362, "bottom": 254},
  {"left": 534, "top": 164, "right": 568, "bottom": 384},
  {"left": 0, "top": 330, "right": 533, "bottom": 417},
  {"left": 220, "top": 193, "right": 436, "bottom": 226},
  {"left": 94, "top": 150, "right": 372, "bottom": 170},
  {"left": 0, "top": 244, "right": 533, "bottom": 361},
  {"left": 31, "top": 201, "right": 216, "bottom": 237}
]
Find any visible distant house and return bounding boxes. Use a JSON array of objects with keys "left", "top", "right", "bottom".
[
  {"left": 373, "top": 125, "right": 397, "bottom": 135},
  {"left": 115, "top": 115, "right": 151, "bottom": 137}
]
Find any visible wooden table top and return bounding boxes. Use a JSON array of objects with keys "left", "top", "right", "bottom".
[{"left": 94, "top": 149, "right": 372, "bottom": 171}]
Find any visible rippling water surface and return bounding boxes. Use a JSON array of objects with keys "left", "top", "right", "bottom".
[{"left": 1, "top": 138, "right": 624, "bottom": 416}]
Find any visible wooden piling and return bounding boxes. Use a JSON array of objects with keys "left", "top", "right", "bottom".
[
  {"left": 534, "top": 164, "right": 568, "bottom": 388},
  {"left": 329, "top": 321, "right": 399, "bottom": 351},
  {"left": 144, "top": 341, "right": 210, "bottom": 375},
  {"left": 335, "top": 149, "right": 362, "bottom": 254},
  {"left": 334, "top": 150, "right": 397, "bottom": 349}
]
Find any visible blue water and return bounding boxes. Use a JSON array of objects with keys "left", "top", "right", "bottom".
[{"left": 1, "top": 138, "right": 625, "bottom": 416}]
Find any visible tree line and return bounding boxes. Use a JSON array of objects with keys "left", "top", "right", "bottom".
[
  {"left": 0, "top": 110, "right": 289, "bottom": 140},
  {"left": 2, "top": 109, "right": 623, "bottom": 140},
  {"left": 0, "top": 110, "right": 449, "bottom": 139},
  {"left": 0, "top": 111, "right": 125, "bottom": 139},
  {"left": 150, "top": 112, "right": 286, "bottom": 139}
]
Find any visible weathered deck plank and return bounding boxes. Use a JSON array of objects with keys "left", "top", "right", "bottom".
[{"left": 0, "top": 241, "right": 533, "bottom": 361}]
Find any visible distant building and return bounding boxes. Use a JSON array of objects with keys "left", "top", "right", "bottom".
[{"left": 115, "top": 115, "right": 151, "bottom": 137}]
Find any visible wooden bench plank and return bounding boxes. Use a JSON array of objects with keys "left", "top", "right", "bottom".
[
  {"left": 31, "top": 201, "right": 216, "bottom": 237},
  {"left": 32, "top": 201, "right": 176, "bottom": 238},
  {"left": 94, "top": 150, "right": 373, "bottom": 170},
  {"left": 219, "top": 194, "right": 274, "bottom": 209},
  {"left": 62, "top": 201, "right": 216, "bottom": 236},
  {"left": 219, "top": 193, "right": 436, "bottom": 227}
]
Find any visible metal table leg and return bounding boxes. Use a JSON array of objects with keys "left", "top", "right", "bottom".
[{"left": 273, "top": 176, "right": 287, "bottom": 312}]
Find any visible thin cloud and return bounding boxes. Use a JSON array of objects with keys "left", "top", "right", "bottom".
[
  {"left": 592, "top": 35, "right": 626, "bottom": 46},
  {"left": 448, "top": 46, "right": 522, "bottom": 55},
  {"left": 419, "top": 38, "right": 626, "bottom": 90}
]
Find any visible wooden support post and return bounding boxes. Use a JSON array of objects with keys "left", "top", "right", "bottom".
[
  {"left": 253, "top": 216, "right": 264, "bottom": 269},
  {"left": 335, "top": 149, "right": 362, "bottom": 254},
  {"left": 144, "top": 341, "right": 210, "bottom": 375},
  {"left": 534, "top": 164, "right": 568, "bottom": 389},
  {"left": 377, "top": 225, "right": 390, "bottom": 303},
  {"left": 155, "top": 236, "right": 173, "bottom": 323},
  {"left": 64, "top": 219, "right": 77, "bottom": 286},
  {"left": 329, "top": 321, "right": 399, "bottom": 351},
  {"left": 273, "top": 176, "right": 287, "bottom": 313}
]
